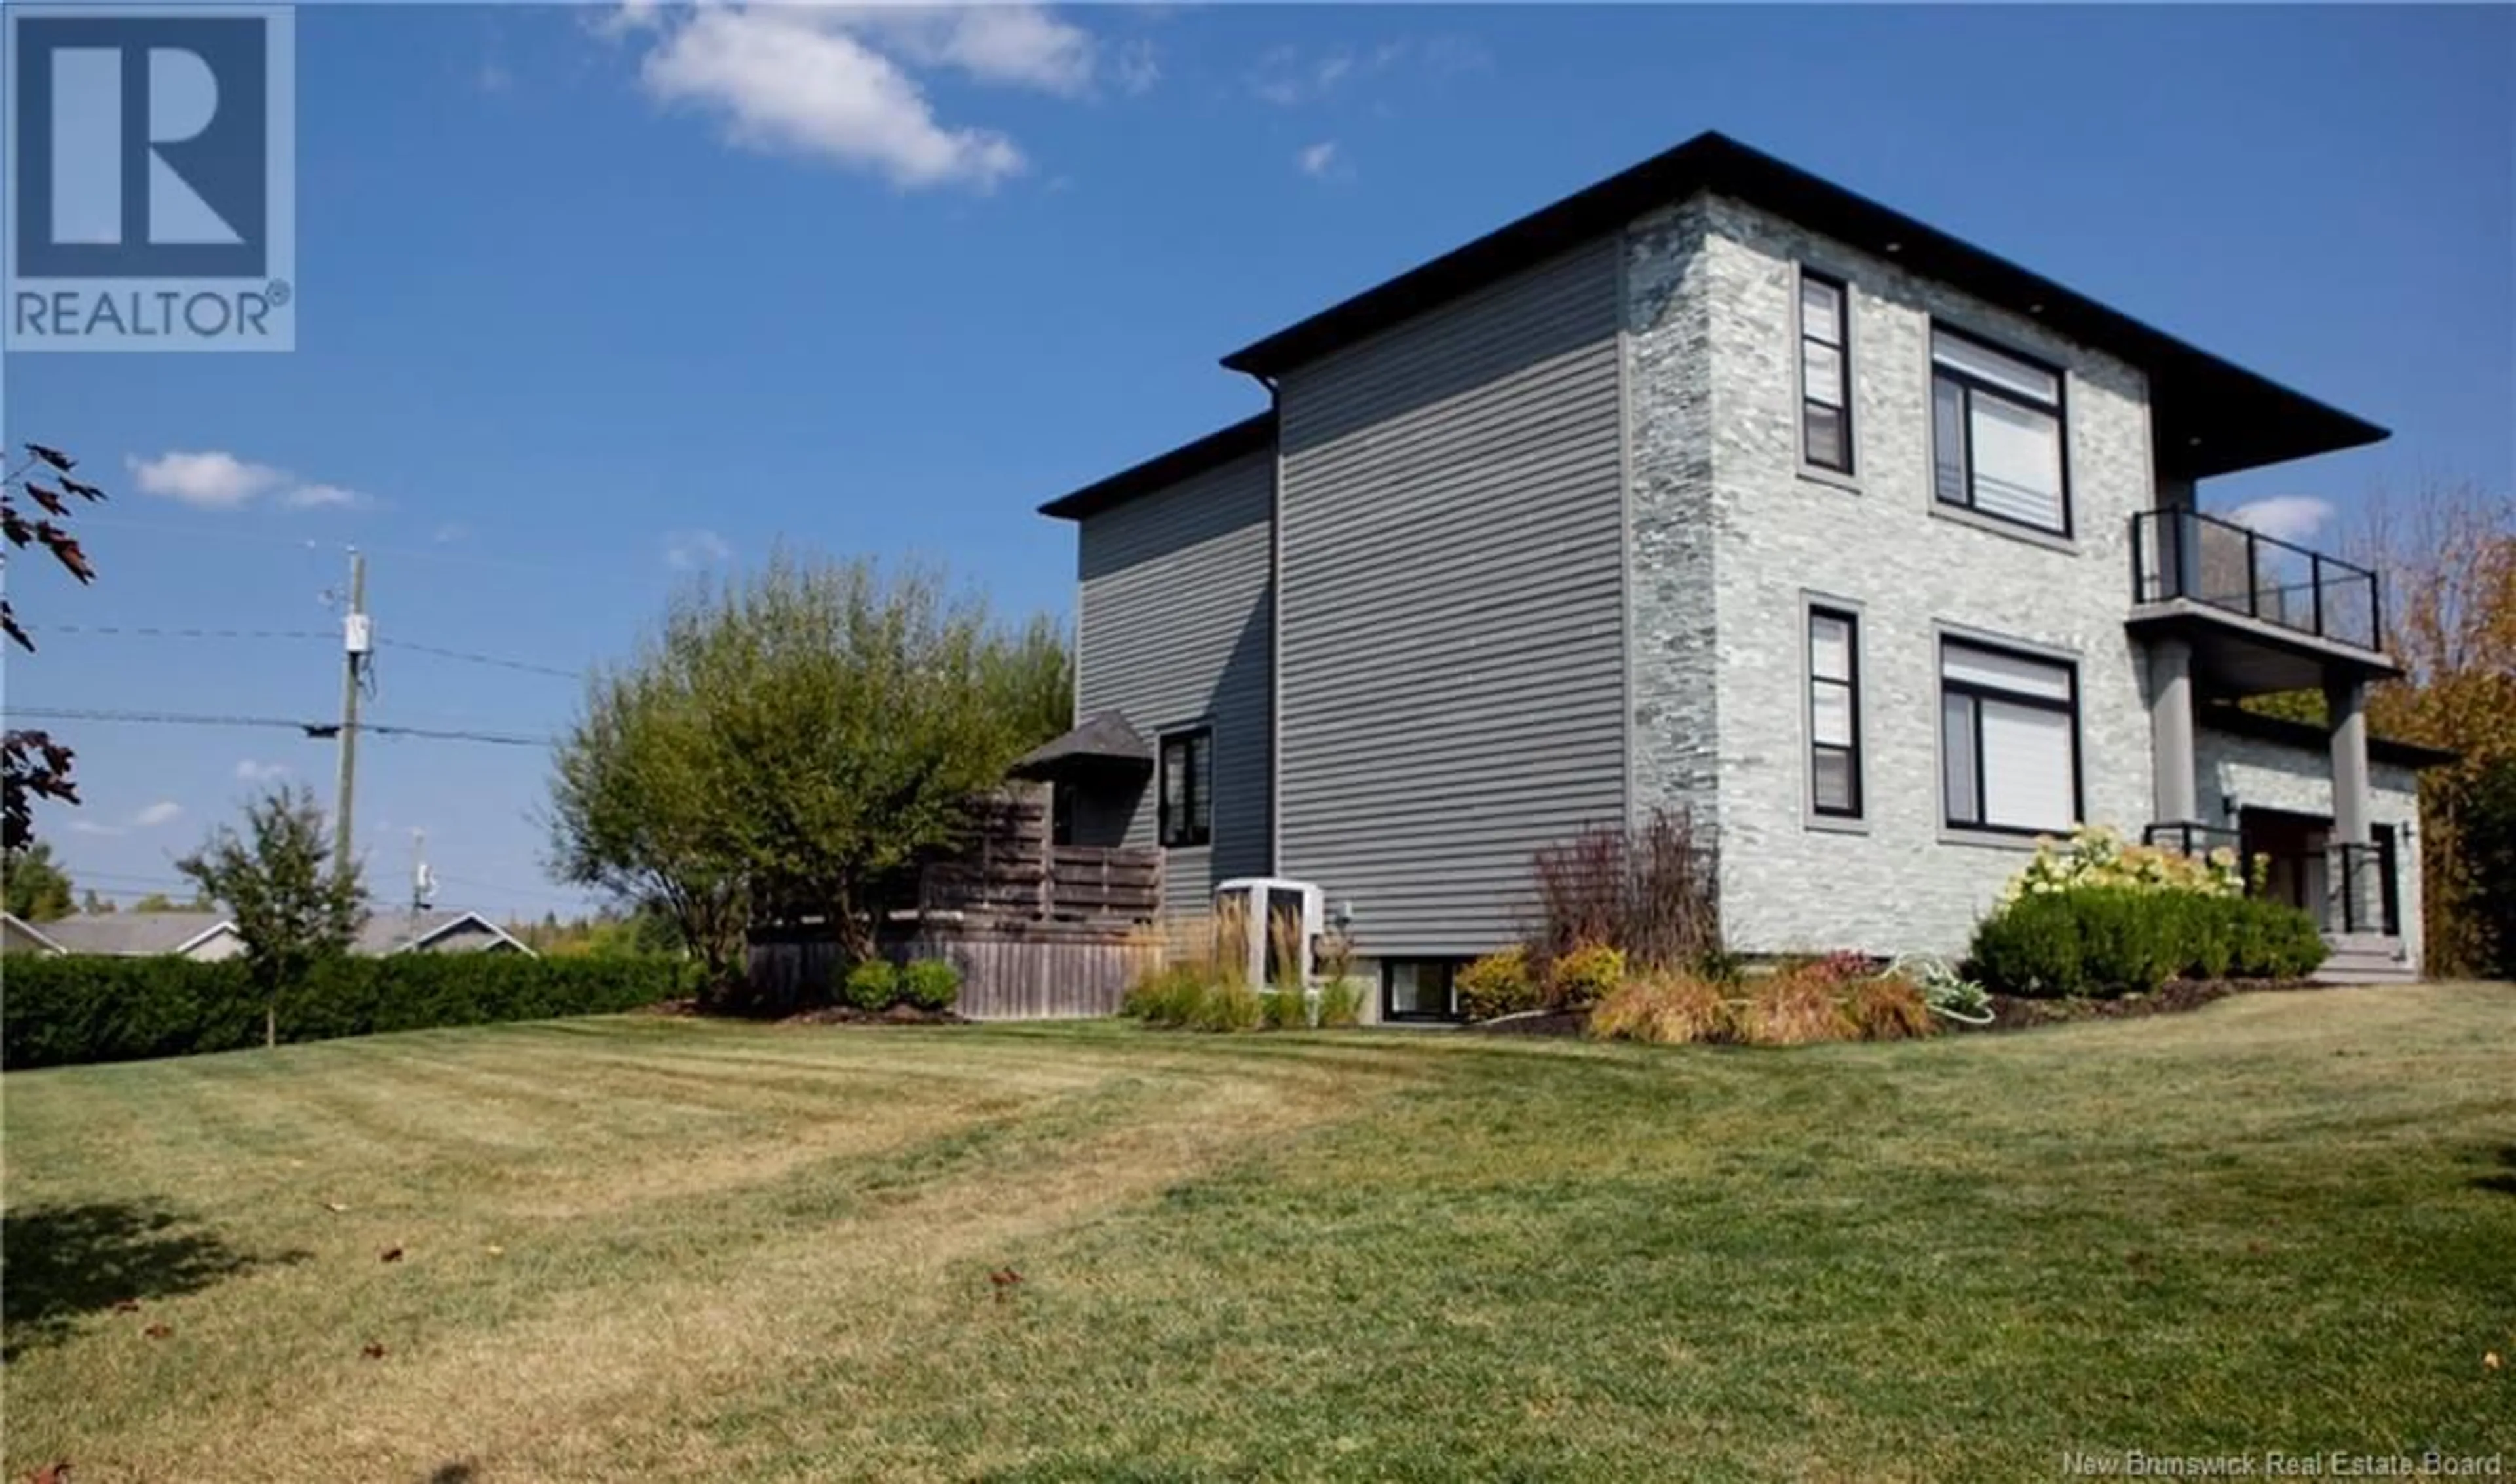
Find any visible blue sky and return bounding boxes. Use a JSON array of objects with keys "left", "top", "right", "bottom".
[{"left": 5, "top": 3, "right": 2510, "bottom": 921}]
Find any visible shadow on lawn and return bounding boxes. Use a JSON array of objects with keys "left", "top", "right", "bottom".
[
  {"left": 1, "top": 1199, "right": 306, "bottom": 1359},
  {"left": 2473, "top": 1147, "right": 2516, "bottom": 1199}
]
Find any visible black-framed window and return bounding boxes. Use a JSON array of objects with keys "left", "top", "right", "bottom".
[
  {"left": 1939, "top": 638, "right": 2082, "bottom": 835},
  {"left": 1381, "top": 959, "right": 1462, "bottom": 1021},
  {"left": 1158, "top": 727, "right": 1212, "bottom": 847},
  {"left": 1930, "top": 326, "right": 2069, "bottom": 536},
  {"left": 1808, "top": 607, "right": 1862, "bottom": 818},
  {"left": 1799, "top": 269, "right": 1852, "bottom": 473}
]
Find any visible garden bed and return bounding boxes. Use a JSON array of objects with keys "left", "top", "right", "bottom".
[
  {"left": 777, "top": 1003, "right": 971, "bottom": 1027},
  {"left": 1962, "top": 978, "right": 2322, "bottom": 1033},
  {"left": 1462, "top": 978, "right": 2327, "bottom": 1040}
]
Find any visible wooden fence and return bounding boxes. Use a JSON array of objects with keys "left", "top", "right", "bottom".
[
  {"left": 746, "top": 919, "right": 1158, "bottom": 1021},
  {"left": 744, "top": 784, "right": 1166, "bottom": 1019}
]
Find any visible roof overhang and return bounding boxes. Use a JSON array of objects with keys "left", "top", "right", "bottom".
[
  {"left": 2195, "top": 701, "right": 2460, "bottom": 771},
  {"left": 1219, "top": 132, "right": 2386, "bottom": 482},
  {"left": 1038, "top": 412, "right": 1274, "bottom": 522}
]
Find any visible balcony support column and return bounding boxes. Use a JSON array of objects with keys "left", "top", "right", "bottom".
[
  {"left": 2147, "top": 638, "right": 2198, "bottom": 825},
  {"left": 2325, "top": 675, "right": 2377, "bottom": 932}
]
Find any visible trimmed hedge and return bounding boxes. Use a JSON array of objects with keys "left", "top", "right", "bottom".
[
  {"left": 2, "top": 953, "right": 698, "bottom": 1070},
  {"left": 1968, "top": 888, "right": 2327, "bottom": 999}
]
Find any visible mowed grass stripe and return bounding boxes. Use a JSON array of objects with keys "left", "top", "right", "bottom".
[{"left": 5, "top": 991, "right": 2510, "bottom": 1482}]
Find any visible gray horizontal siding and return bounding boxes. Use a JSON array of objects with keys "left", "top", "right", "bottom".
[
  {"left": 1076, "top": 449, "right": 1274, "bottom": 918},
  {"left": 1276, "top": 238, "right": 1627, "bottom": 957}
]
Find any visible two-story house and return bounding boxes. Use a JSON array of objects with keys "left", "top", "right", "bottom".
[{"left": 1019, "top": 132, "right": 2446, "bottom": 1019}]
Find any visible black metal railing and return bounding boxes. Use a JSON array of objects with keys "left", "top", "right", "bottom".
[
  {"left": 2131, "top": 507, "right": 2383, "bottom": 651},
  {"left": 2141, "top": 822, "right": 2245, "bottom": 858},
  {"left": 2328, "top": 841, "right": 2393, "bottom": 936},
  {"left": 2141, "top": 826, "right": 2400, "bottom": 938}
]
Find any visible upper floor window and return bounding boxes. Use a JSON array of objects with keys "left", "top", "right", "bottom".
[
  {"left": 1798, "top": 270, "right": 1853, "bottom": 474},
  {"left": 1158, "top": 727, "right": 1213, "bottom": 847},
  {"left": 1939, "top": 638, "right": 2080, "bottom": 835},
  {"left": 1931, "top": 327, "right": 2068, "bottom": 536}
]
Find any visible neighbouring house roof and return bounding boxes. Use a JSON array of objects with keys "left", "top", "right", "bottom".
[
  {"left": 1, "top": 911, "right": 68, "bottom": 953},
  {"left": 2198, "top": 702, "right": 2461, "bottom": 770},
  {"left": 1037, "top": 412, "right": 1274, "bottom": 522},
  {"left": 356, "top": 909, "right": 535, "bottom": 957},
  {"left": 1217, "top": 131, "right": 2384, "bottom": 482},
  {"left": 39, "top": 911, "right": 238, "bottom": 957},
  {"left": 1006, "top": 710, "right": 1156, "bottom": 780}
]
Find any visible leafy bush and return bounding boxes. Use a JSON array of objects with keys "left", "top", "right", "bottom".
[
  {"left": 899, "top": 957, "right": 960, "bottom": 1012},
  {"left": 2004, "top": 824, "right": 2244, "bottom": 903},
  {"left": 1970, "top": 888, "right": 2328, "bottom": 998},
  {"left": 1545, "top": 943, "right": 1628, "bottom": 1009},
  {"left": 2, "top": 953, "right": 695, "bottom": 1069},
  {"left": 843, "top": 959, "right": 900, "bottom": 1011},
  {"left": 1456, "top": 947, "right": 1540, "bottom": 1021},
  {"left": 1890, "top": 953, "right": 1994, "bottom": 1025},
  {"left": 1588, "top": 971, "right": 1732, "bottom": 1045}
]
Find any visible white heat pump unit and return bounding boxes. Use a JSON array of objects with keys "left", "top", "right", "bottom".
[{"left": 1213, "top": 877, "right": 1325, "bottom": 988}]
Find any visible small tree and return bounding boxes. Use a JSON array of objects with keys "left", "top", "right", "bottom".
[
  {"left": 3, "top": 840, "right": 75, "bottom": 921},
  {"left": 177, "top": 785, "right": 368, "bottom": 1042},
  {"left": 79, "top": 888, "right": 116, "bottom": 915},
  {"left": 550, "top": 550, "right": 1072, "bottom": 1002},
  {"left": 130, "top": 890, "right": 213, "bottom": 913}
]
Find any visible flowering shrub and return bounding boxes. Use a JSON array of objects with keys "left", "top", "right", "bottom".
[{"left": 2001, "top": 824, "right": 2244, "bottom": 905}]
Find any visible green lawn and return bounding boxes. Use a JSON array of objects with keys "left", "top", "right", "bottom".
[{"left": 3, "top": 987, "right": 2512, "bottom": 1481}]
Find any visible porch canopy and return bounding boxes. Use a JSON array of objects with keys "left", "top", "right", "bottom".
[{"left": 1006, "top": 710, "right": 1155, "bottom": 785}]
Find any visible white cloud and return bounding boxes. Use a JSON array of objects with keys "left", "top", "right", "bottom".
[
  {"left": 1297, "top": 141, "right": 1344, "bottom": 180},
  {"left": 2225, "top": 496, "right": 2336, "bottom": 545},
  {"left": 280, "top": 482, "right": 366, "bottom": 510},
  {"left": 127, "top": 450, "right": 286, "bottom": 510},
  {"left": 839, "top": 5, "right": 1098, "bottom": 96},
  {"left": 67, "top": 819, "right": 127, "bottom": 838},
  {"left": 235, "top": 760, "right": 289, "bottom": 783},
  {"left": 133, "top": 801, "right": 183, "bottom": 829},
  {"left": 127, "top": 451, "right": 368, "bottom": 513},
  {"left": 633, "top": 7, "right": 1035, "bottom": 190},
  {"left": 432, "top": 521, "right": 471, "bottom": 544},
  {"left": 664, "top": 529, "right": 733, "bottom": 571},
  {"left": 1112, "top": 38, "right": 1160, "bottom": 96},
  {"left": 1249, "top": 35, "right": 1491, "bottom": 108}
]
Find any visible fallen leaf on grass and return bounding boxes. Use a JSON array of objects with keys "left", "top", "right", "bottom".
[
  {"left": 29, "top": 1460, "right": 71, "bottom": 1483},
  {"left": 485, "top": 1245, "right": 504, "bottom": 1257},
  {"left": 323, "top": 1202, "right": 349, "bottom": 1214},
  {"left": 2488, "top": 1351, "right": 2503, "bottom": 1372},
  {"left": 109, "top": 1299, "right": 140, "bottom": 1313},
  {"left": 142, "top": 1323, "right": 172, "bottom": 1340},
  {"left": 361, "top": 1342, "right": 387, "bottom": 1360},
  {"left": 379, "top": 1246, "right": 404, "bottom": 1263}
]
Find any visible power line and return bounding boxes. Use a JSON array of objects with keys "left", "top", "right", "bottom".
[
  {"left": 5, "top": 707, "right": 551, "bottom": 748},
  {"left": 22, "top": 623, "right": 331, "bottom": 643},
  {"left": 381, "top": 638, "right": 582, "bottom": 679}
]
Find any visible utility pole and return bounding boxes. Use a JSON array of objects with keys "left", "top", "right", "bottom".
[{"left": 334, "top": 550, "right": 369, "bottom": 877}]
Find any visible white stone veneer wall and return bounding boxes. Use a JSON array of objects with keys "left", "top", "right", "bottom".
[{"left": 1625, "top": 195, "right": 2162, "bottom": 959}]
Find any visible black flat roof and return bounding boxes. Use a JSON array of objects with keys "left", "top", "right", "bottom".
[
  {"left": 1220, "top": 131, "right": 2386, "bottom": 482},
  {"left": 1038, "top": 410, "right": 1272, "bottom": 521}
]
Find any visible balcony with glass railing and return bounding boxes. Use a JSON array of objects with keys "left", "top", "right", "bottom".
[{"left": 2130, "top": 507, "right": 2384, "bottom": 651}]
